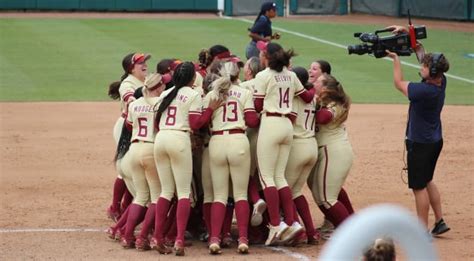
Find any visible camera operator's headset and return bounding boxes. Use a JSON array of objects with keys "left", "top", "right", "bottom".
[{"left": 430, "top": 53, "right": 444, "bottom": 78}]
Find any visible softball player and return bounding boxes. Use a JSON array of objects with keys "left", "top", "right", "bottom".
[
  {"left": 308, "top": 60, "right": 331, "bottom": 85},
  {"left": 205, "top": 62, "right": 259, "bottom": 254},
  {"left": 200, "top": 73, "right": 220, "bottom": 238},
  {"left": 152, "top": 62, "right": 221, "bottom": 256},
  {"left": 119, "top": 73, "right": 171, "bottom": 249},
  {"left": 309, "top": 74, "right": 354, "bottom": 228},
  {"left": 253, "top": 42, "right": 315, "bottom": 246},
  {"left": 107, "top": 53, "right": 150, "bottom": 221},
  {"left": 239, "top": 57, "right": 267, "bottom": 226},
  {"left": 284, "top": 67, "right": 319, "bottom": 244}
]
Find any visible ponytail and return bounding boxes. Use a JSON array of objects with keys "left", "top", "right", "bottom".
[
  {"left": 267, "top": 48, "right": 296, "bottom": 72},
  {"left": 154, "top": 62, "right": 196, "bottom": 127},
  {"left": 253, "top": 10, "right": 265, "bottom": 25},
  {"left": 212, "top": 77, "right": 232, "bottom": 101},
  {"left": 108, "top": 72, "right": 128, "bottom": 100},
  {"left": 113, "top": 121, "right": 132, "bottom": 162}
]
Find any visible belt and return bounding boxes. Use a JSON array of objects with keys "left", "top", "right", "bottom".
[
  {"left": 211, "top": 129, "right": 245, "bottom": 136},
  {"left": 131, "top": 140, "right": 153, "bottom": 143},
  {"left": 266, "top": 112, "right": 289, "bottom": 118}
]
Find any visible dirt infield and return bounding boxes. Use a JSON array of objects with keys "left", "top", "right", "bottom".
[
  {"left": 0, "top": 102, "right": 472, "bottom": 260},
  {"left": 1, "top": 11, "right": 472, "bottom": 33}
]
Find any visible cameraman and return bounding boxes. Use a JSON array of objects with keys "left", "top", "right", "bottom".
[{"left": 385, "top": 26, "right": 450, "bottom": 237}]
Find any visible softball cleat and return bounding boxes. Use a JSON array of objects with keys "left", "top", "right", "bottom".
[
  {"left": 265, "top": 221, "right": 289, "bottom": 246},
  {"left": 251, "top": 199, "right": 267, "bottom": 227},
  {"left": 209, "top": 243, "right": 222, "bottom": 255}
]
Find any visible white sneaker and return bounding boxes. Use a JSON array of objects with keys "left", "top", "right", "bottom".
[
  {"left": 280, "top": 222, "right": 304, "bottom": 243},
  {"left": 265, "top": 221, "right": 289, "bottom": 246},
  {"left": 251, "top": 199, "right": 267, "bottom": 227}
]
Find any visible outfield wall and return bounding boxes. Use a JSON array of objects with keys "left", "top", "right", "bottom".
[
  {"left": 0, "top": 0, "right": 218, "bottom": 11},
  {"left": 0, "top": 0, "right": 472, "bottom": 21},
  {"left": 351, "top": 0, "right": 473, "bottom": 21}
]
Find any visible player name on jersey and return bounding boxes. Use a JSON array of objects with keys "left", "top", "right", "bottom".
[
  {"left": 177, "top": 93, "right": 189, "bottom": 103},
  {"left": 133, "top": 105, "right": 154, "bottom": 113},
  {"left": 274, "top": 75, "right": 291, "bottom": 83},
  {"left": 228, "top": 89, "right": 242, "bottom": 98}
]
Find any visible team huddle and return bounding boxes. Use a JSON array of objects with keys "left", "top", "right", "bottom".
[{"left": 104, "top": 41, "right": 355, "bottom": 256}]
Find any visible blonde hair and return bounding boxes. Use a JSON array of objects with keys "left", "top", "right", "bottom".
[
  {"left": 212, "top": 61, "right": 240, "bottom": 100},
  {"left": 363, "top": 238, "right": 396, "bottom": 261}
]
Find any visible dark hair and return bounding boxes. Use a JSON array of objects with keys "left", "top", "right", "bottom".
[
  {"left": 198, "top": 49, "right": 213, "bottom": 68},
  {"left": 154, "top": 62, "right": 196, "bottom": 127},
  {"left": 319, "top": 74, "right": 351, "bottom": 125},
  {"left": 156, "top": 59, "right": 174, "bottom": 74},
  {"left": 114, "top": 123, "right": 132, "bottom": 162},
  {"left": 108, "top": 53, "right": 135, "bottom": 100},
  {"left": 316, "top": 60, "right": 332, "bottom": 75},
  {"left": 292, "top": 66, "right": 312, "bottom": 89},
  {"left": 209, "top": 45, "right": 230, "bottom": 60},
  {"left": 253, "top": 2, "right": 276, "bottom": 24},
  {"left": 421, "top": 53, "right": 449, "bottom": 78},
  {"left": 266, "top": 43, "right": 296, "bottom": 72},
  {"left": 363, "top": 238, "right": 396, "bottom": 261}
]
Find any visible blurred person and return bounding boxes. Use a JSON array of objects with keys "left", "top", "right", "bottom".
[{"left": 363, "top": 238, "right": 396, "bottom": 261}]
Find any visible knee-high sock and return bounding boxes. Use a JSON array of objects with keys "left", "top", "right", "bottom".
[
  {"left": 114, "top": 205, "right": 130, "bottom": 232},
  {"left": 210, "top": 202, "right": 226, "bottom": 241},
  {"left": 248, "top": 175, "right": 261, "bottom": 205},
  {"left": 163, "top": 200, "right": 177, "bottom": 237},
  {"left": 320, "top": 202, "right": 350, "bottom": 228},
  {"left": 176, "top": 198, "right": 191, "bottom": 243},
  {"left": 222, "top": 201, "right": 234, "bottom": 237},
  {"left": 202, "top": 202, "right": 212, "bottom": 234},
  {"left": 154, "top": 197, "right": 171, "bottom": 242},
  {"left": 139, "top": 203, "right": 156, "bottom": 239},
  {"left": 123, "top": 204, "right": 146, "bottom": 240},
  {"left": 111, "top": 178, "right": 126, "bottom": 211},
  {"left": 121, "top": 189, "right": 133, "bottom": 213},
  {"left": 338, "top": 188, "right": 354, "bottom": 215},
  {"left": 278, "top": 187, "right": 295, "bottom": 226},
  {"left": 263, "top": 187, "right": 280, "bottom": 226},
  {"left": 235, "top": 200, "right": 249, "bottom": 240},
  {"left": 293, "top": 204, "right": 300, "bottom": 223},
  {"left": 294, "top": 196, "right": 316, "bottom": 237}
]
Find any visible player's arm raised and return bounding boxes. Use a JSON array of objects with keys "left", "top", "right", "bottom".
[{"left": 386, "top": 50, "right": 409, "bottom": 97}]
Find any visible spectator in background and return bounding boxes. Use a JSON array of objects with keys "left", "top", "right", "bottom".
[{"left": 245, "top": 2, "right": 280, "bottom": 59}]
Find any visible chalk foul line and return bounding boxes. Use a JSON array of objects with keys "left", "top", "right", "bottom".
[{"left": 0, "top": 228, "right": 105, "bottom": 233}]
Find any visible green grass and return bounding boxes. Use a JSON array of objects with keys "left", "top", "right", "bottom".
[{"left": 0, "top": 17, "right": 472, "bottom": 104}]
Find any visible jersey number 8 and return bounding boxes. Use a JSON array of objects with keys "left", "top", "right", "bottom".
[{"left": 165, "top": 106, "right": 177, "bottom": 126}]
